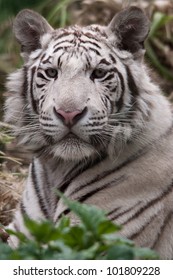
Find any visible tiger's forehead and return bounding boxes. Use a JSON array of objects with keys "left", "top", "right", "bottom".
[
  {"left": 52, "top": 25, "right": 108, "bottom": 43},
  {"left": 49, "top": 25, "right": 109, "bottom": 54},
  {"left": 38, "top": 25, "right": 114, "bottom": 68}
]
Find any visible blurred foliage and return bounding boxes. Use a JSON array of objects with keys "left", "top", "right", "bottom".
[
  {"left": 0, "top": 194, "right": 158, "bottom": 260},
  {"left": 0, "top": 0, "right": 73, "bottom": 73},
  {"left": 146, "top": 10, "right": 173, "bottom": 84}
]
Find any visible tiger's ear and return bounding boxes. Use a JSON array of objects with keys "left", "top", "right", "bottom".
[
  {"left": 13, "top": 9, "right": 53, "bottom": 54},
  {"left": 107, "top": 6, "right": 150, "bottom": 55}
]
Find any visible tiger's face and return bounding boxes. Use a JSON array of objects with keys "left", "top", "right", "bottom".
[
  {"left": 34, "top": 29, "right": 128, "bottom": 160},
  {"left": 5, "top": 7, "right": 150, "bottom": 161}
]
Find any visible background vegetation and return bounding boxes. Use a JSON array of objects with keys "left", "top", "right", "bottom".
[{"left": 0, "top": 0, "right": 173, "bottom": 258}]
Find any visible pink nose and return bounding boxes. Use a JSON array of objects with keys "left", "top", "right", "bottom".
[{"left": 54, "top": 107, "right": 87, "bottom": 127}]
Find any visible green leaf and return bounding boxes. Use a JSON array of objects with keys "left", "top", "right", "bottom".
[
  {"left": 106, "top": 244, "right": 135, "bottom": 260},
  {"left": 24, "top": 218, "right": 63, "bottom": 243},
  {"left": 62, "top": 226, "right": 86, "bottom": 249},
  {"left": 48, "top": 240, "right": 79, "bottom": 260},
  {"left": 6, "top": 229, "right": 27, "bottom": 243},
  {"left": 98, "top": 220, "right": 121, "bottom": 235},
  {"left": 57, "top": 216, "right": 70, "bottom": 231},
  {"left": 74, "top": 243, "right": 100, "bottom": 260},
  {"left": 0, "top": 243, "right": 13, "bottom": 260},
  {"left": 134, "top": 247, "right": 159, "bottom": 260}
]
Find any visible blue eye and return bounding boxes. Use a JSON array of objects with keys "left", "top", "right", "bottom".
[
  {"left": 91, "top": 68, "right": 107, "bottom": 80},
  {"left": 45, "top": 68, "right": 58, "bottom": 78}
]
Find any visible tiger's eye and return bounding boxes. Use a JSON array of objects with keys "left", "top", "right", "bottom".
[
  {"left": 45, "top": 68, "right": 58, "bottom": 78},
  {"left": 91, "top": 68, "right": 107, "bottom": 80}
]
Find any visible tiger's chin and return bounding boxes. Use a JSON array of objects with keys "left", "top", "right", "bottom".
[{"left": 51, "top": 137, "right": 97, "bottom": 161}]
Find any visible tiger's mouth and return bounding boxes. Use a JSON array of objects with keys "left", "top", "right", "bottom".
[
  {"left": 63, "top": 132, "right": 79, "bottom": 140},
  {"left": 50, "top": 131, "right": 97, "bottom": 160},
  {"left": 60, "top": 132, "right": 88, "bottom": 146}
]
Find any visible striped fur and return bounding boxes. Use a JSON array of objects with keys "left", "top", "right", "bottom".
[{"left": 4, "top": 7, "right": 173, "bottom": 259}]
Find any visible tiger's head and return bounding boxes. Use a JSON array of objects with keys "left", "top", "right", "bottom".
[{"left": 5, "top": 7, "right": 154, "bottom": 161}]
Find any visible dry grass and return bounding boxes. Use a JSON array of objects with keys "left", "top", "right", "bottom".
[
  {"left": 0, "top": 167, "right": 26, "bottom": 225},
  {"left": 0, "top": 123, "right": 28, "bottom": 226}
]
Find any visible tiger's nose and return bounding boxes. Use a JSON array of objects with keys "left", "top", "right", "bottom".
[{"left": 53, "top": 107, "right": 87, "bottom": 127}]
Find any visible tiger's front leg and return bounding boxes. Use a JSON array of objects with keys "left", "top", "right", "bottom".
[{"left": 7, "top": 158, "right": 54, "bottom": 248}]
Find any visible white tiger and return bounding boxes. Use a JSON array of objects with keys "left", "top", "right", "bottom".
[{"left": 4, "top": 6, "right": 173, "bottom": 259}]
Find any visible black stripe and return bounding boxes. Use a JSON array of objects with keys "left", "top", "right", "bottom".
[
  {"left": 126, "top": 65, "right": 139, "bottom": 98},
  {"left": 109, "top": 54, "right": 116, "bottom": 64},
  {"left": 107, "top": 207, "right": 121, "bottom": 217},
  {"left": 125, "top": 66, "right": 139, "bottom": 118},
  {"left": 88, "top": 47, "right": 101, "bottom": 56},
  {"left": 78, "top": 175, "right": 125, "bottom": 203},
  {"left": 53, "top": 39, "right": 74, "bottom": 49},
  {"left": 101, "top": 95, "right": 109, "bottom": 109},
  {"left": 31, "top": 161, "right": 49, "bottom": 218},
  {"left": 84, "top": 32, "right": 99, "bottom": 41},
  {"left": 85, "top": 55, "right": 91, "bottom": 68},
  {"left": 109, "top": 201, "right": 142, "bottom": 221},
  {"left": 20, "top": 201, "right": 27, "bottom": 216},
  {"left": 102, "top": 74, "right": 114, "bottom": 82},
  {"left": 99, "top": 59, "right": 111, "bottom": 65},
  {"left": 116, "top": 70, "right": 125, "bottom": 112},
  {"left": 58, "top": 175, "right": 125, "bottom": 219},
  {"left": 39, "top": 95, "right": 46, "bottom": 109},
  {"left": 53, "top": 46, "right": 65, "bottom": 53},
  {"left": 58, "top": 152, "right": 107, "bottom": 195},
  {"left": 37, "top": 72, "right": 50, "bottom": 81},
  {"left": 41, "top": 123, "right": 57, "bottom": 127},
  {"left": 42, "top": 56, "right": 52, "bottom": 64},
  {"left": 41, "top": 165, "right": 52, "bottom": 207},
  {"left": 57, "top": 56, "right": 62, "bottom": 67},
  {"left": 128, "top": 210, "right": 161, "bottom": 240},
  {"left": 151, "top": 211, "right": 173, "bottom": 249},
  {"left": 56, "top": 31, "right": 72, "bottom": 40},
  {"left": 22, "top": 66, "right": 28, "bottom": 97},
  {"left": 58, "top": 208, "right": 71, "bottom": 219},
  {"left": 41, "top": 116, "right": 53, "bottom": 121},
  {"left": 54, "top": 38, "right": 102, "bottom": 50},
  {"left": 30, "top": 67, "right": 38, "bottom": 114},
  {"left": 122, "top": 180, "right": 173, "bottom": 226},
  {"left": 21, "top": 68, "right": 32, "bottom": 128},
  {"left": 40, "top": 53, "right": 46, "bottom": 61},
  {"left": 32, "top": 52, "right": 43, "bottom": 62},
  {"left": 36, "top": 83, "right": 45, "bottom": 88},
  {"left": 80, "top": 40, "right": 101, "bottom": 49},
  {"left": 54, "top": 161, "right": 90, "bottom": 213}
]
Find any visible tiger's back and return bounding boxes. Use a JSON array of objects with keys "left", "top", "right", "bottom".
[{"left": 4, "top": 7, "right": 173, "bottom": 259}]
